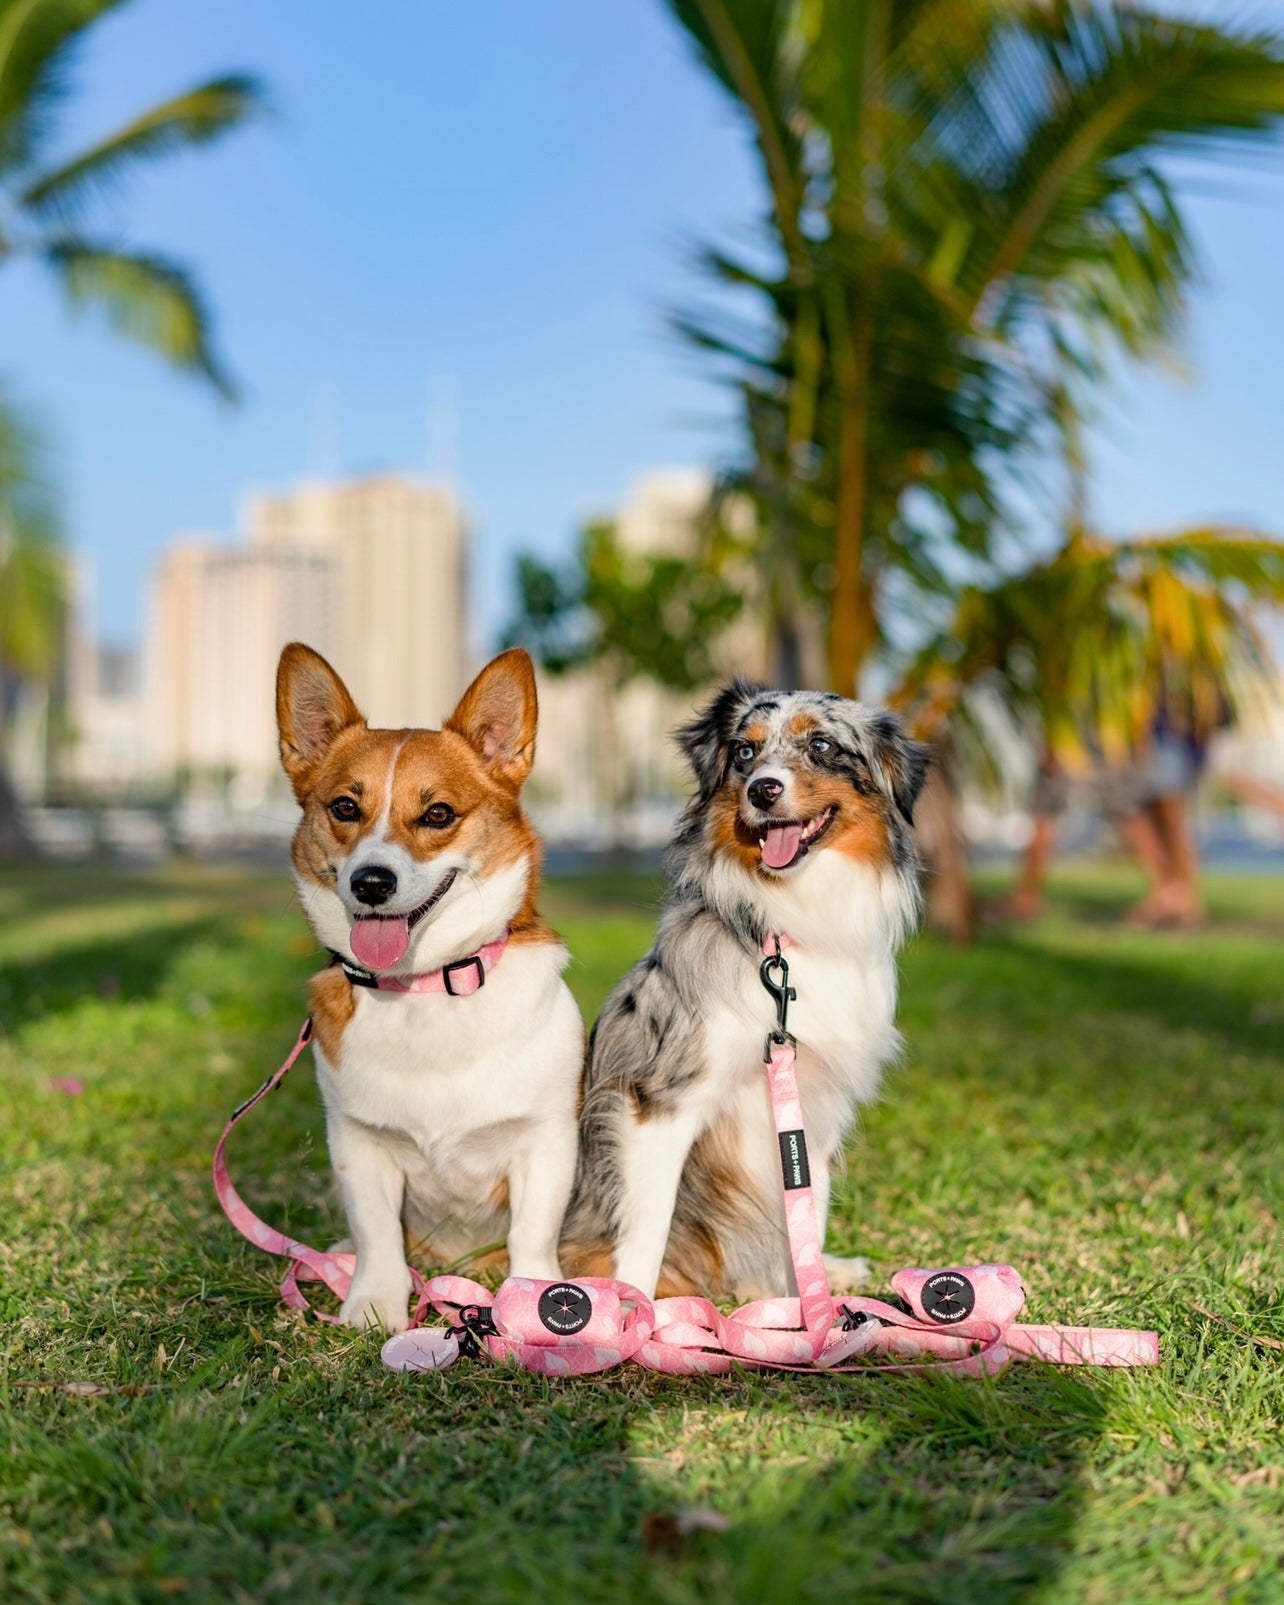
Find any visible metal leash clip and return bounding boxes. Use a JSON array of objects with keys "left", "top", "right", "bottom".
[{"left": 759, "top": 935, "right": 797, "bottom": 1061}]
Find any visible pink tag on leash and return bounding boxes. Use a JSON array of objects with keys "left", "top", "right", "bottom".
[{"left": 381, "top": 1328, "right": 460, "bottom": 1371}]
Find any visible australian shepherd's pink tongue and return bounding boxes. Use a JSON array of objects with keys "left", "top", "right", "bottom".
[
  {"left": 350, "top": 916, "right": 410, "bottom": 970},
  {"left": 762, "top": 822, "right": 803, "bottom": 870}
]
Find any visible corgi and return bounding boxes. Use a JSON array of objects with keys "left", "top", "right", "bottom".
[
  {"left": 276, "top": 643, "right": 583, "bottom": 1333},
  {"left": 562, "top": 679, "right": 927, "bottom": 1302}
]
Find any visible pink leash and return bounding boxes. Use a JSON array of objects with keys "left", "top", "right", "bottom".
[{"left": 213, "top": 936, "right": 1159, "bottom": 1378}]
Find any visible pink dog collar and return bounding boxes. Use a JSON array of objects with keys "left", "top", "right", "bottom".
[{"left": 330, "top": 932, "right": 509, "bottom": 997}]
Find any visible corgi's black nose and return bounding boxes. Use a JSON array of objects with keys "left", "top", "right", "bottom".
[
  {"left": 747, "top": 776, "right": 784, "bottom": 810},
  {"left": 351, "top": 865, "right": 397, "bottom": 907}
]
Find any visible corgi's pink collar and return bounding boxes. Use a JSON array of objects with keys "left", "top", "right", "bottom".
[{"left": 329, "top": 932, "right": 509, "bottom": 997}]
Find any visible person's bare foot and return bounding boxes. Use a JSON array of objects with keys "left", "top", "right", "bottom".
[{"left": 1126, "top": 884, "right": 1203, "bottom": 930}]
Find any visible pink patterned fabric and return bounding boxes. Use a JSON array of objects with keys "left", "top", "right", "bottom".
[{"left": 213, "top": 930, "right": 1160, "bottom": 1380}]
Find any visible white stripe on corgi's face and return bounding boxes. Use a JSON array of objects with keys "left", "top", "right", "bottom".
[{"left": 278, "top": 645, "right": 544, "bottom": 972}]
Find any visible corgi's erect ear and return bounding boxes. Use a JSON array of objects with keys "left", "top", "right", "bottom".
[
  {"left": 276, "top": 643, "right": 365, "bottom": 796},
  {"left": 867, "top": 710, "right": 931, "bottom": 826},
  {"left": 676, "top": 676, "right": 767, "bottom": 802},
  {"left": 446, "top": 648, "right": 538, "bottom": 789}
]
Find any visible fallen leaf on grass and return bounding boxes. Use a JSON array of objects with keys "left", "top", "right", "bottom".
[
  {"left": 1191, "top": 1304, "right": 1284, "bottom": 1352},
  {"left": 643, "top": 1505, "right": 732, "bottom": 1555}
]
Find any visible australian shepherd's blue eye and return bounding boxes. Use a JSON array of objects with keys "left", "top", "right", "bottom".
[
  {"left": 809, "top": 737, "right": 832, "bottom": 756},
  {"left": 734, "top": 742, "right": 756, "bottom": 766},
  {"left": 329, "top": 796, "right": 360, "bottom": 823},
  {"left": 420, "top": 802, "right": 456, "bottom": 828}
]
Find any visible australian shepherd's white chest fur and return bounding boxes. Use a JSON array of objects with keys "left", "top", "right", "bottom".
[
  {"left": 277, "top": 644, "right": 582, "bottom": 1333},
  {"left": 563, "top": 678, "right": 927, "bottom": 1302}
]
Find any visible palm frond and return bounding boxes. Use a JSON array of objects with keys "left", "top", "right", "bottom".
[
  {"left": 895, "top": 526, "right": 1284, "bottom": 765},
  {"left": 44, "top": 242, "right": 238, "bottom": 399},
  {"left": 18, "top": 73, "right": 268, "bottom": 220},
  {"left": 664, "top": 0, "right": 808, "bottom": 269},
  {"left": 0, "top": 0, "right": 121, "bottom": 172},
  {"left": 0, "top": 379, "right": 63, "bottom": 678}
]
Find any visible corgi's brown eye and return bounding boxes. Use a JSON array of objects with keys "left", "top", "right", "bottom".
[
  {"left": 421, "top": 802, "right": 456, "bottom": 828},
  {"left": 328, "top": 797, "right": 360, "bottom": 823}
]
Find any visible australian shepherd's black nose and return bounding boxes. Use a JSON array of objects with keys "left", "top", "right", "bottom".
[{"left": 562, "top": 678, "right": 928, "bottom": 1302}]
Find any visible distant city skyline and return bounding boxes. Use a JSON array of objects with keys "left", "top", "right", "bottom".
[{"left": 5, "top": 0, "right": 1283, "bottom": 656}]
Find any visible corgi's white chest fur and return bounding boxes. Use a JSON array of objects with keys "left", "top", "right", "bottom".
[
  {"left": 315, "top": 945, "right": 582, "bottom": 1247},
  {"left": 317, "top": 945, "right": 580, "bottom": 1140}
]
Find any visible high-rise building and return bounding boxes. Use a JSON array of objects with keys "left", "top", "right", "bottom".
[
  {"left": 145, "top": 538, "right": 333, "bottom": 804},
  {"left": 246, "top": 477, "right": 468, "bottom": 730},
  {"left": 143, "top": 475, "right": 467, "bottom": 805}
]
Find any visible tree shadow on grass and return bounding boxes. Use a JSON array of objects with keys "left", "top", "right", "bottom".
[
  {"left": 980, "top": 933, "right": 1281, "bottom": 1074},
  {"left": 0, "top": 920, "right": 230, "bottom": 1036},
  {"left": 6, "top": 1347, "right": 1108, "bottom": 1603},
  {"left": 662, "top": 1367, "right": 1111, "bottom": 1604}
]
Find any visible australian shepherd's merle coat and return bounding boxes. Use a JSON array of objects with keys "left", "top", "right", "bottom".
[{"left": 562, "top": 679, "right": 928, "bottom": 1302}]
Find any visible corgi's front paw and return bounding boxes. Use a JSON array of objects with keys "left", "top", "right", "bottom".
[{"left": 340, "top": 1268, "right": 412, "bottom": 1333}]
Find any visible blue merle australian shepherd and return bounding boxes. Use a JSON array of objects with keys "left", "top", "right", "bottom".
[{"left": 561, "top": 678, "right": 929, "bottom": 1301}]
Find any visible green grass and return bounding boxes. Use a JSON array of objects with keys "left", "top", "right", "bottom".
[{"left": 1, "top": 858, "right": 1281, "bottom": 1604}]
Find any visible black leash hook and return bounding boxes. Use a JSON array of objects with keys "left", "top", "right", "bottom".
[{"left": 759, "top": 935, "right": 796, "bottom": 1055}]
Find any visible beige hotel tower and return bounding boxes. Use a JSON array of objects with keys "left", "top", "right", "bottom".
[{"left": 145, "top": 476, "right": 467, "bottom": 805}]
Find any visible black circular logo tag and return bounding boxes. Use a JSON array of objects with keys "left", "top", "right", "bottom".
[
  {"left": 920, "top": 1272, "right": 976, "bottom": 1324},
  {"left": 537, "top": 1283, "right": 593, "bottom": 1335}
]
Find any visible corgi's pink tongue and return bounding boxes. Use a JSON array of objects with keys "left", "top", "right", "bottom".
[
  {"left": 762, "top": 822, "right": 803, "bottom": 870},
  {"left": 350, "top": 916, "right": 410, "bottom": 970}
]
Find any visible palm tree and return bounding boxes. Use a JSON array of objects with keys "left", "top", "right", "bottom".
[
  {"left": 0, "top": 384, "right": 61, "bottom": 851},
  {"left": 890, "top": 524, "right": 1284, "bottom": 936},
  {"left": 896, "top": 527, "right": 1284, "bottom": 763},
  {"left": 0, "top": 0, "right": 266, "bottom": 394},
  {"left": 665, "top": 1, "right": 1284, "bottom": 693},
  {"left": 0, "top": 0, "right": 267, "bottom": 850}
]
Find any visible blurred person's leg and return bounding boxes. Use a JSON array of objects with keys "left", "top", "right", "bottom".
[
  {"left": 1123, "top": 734, "right": 1202, "bottom": 928},
  {"left": 999, "top": 753, "right": 1064, "bottom": 921},
  {"left": 1005, "top": 811, "right": 1057, "bottom": 921},
  {"left": 1118, "top": 802, "right": 1170, "bottom": 923},
  {"left": 1149, "top": 793, "right": 1202, "bottom": 927}
]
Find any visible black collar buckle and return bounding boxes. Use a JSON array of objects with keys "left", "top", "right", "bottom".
[{"left": 328, "top": 950, "right": 379, "bottom": 988}]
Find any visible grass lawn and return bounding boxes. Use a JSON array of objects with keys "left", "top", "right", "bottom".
[{"left": 1, "top": 858, "right": 1281, "bottom": 1603}]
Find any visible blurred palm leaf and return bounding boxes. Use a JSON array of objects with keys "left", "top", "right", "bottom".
[
  {"left": 894, "top": 527, "right": 1284, "bottom": 770},
  {"left": 0, "top": 381, "right": 62, "bottom": 680},
  {"left": 0, "top": 0, "right": 267, "bottom": 393},
  {"left": 45, "top": 243, "right": 236, "bottom": 398}
]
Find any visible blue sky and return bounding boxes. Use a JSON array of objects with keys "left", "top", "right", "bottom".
[{"left": 5, "top": 0, "right": 1284, "bottom": 654}]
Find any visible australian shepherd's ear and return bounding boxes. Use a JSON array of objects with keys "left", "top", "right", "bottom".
[
  {"left": 675, "top": 676, "right": 767, "bottom": 802},
  {"left": 867, "top": 712, "right": 931, "bottom": 826}
]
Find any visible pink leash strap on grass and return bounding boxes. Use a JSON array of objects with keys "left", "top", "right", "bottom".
[
  {"left": 395, "top": 1273, "right": 656, "bottom": 1377},
  {"left": 211, "top": 1017, "right": 431, "bottom": 1326},
  {"left": 213, "top": 933, "right": 1159, "bottom": 1378}
]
